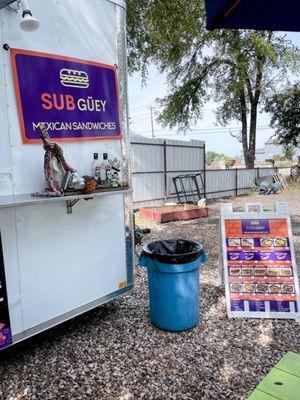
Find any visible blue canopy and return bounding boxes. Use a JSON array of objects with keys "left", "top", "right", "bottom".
[
  {"left": 205, "top": 0, "right": 300, "bottom": 32},
  {"left": 0, "top": 1, "right": 16, "bottom": 10}
]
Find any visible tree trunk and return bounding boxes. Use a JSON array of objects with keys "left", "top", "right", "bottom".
[
  {"left": 240, "top": 89, "right": 252, "bottom": 168},
  {"left": 243, "top": 53, "right": 264, "bottom": 169},
  {"left": 247, "top": 102, "right": 258, "bottom": 169}
]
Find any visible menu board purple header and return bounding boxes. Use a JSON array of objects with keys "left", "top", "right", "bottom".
[
  {"left": 242, "top": 219, "right": 270, "bottom": 234},
  {"left": 11, "top": 49, "right": 122, "bottom": 143}
]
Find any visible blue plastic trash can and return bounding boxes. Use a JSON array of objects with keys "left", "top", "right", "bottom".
[{"left": 139, "top": 239, "right": 207, "bottom": 332}]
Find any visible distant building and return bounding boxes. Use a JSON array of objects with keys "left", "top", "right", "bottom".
[
  {"left": 255, "top": 148, "right": 266, "bottom": 164},
  {"left": 254, "top": 136, "right": 300, "bottom": 164}
]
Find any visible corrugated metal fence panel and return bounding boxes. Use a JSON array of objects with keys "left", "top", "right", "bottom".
[
  {"left": 206, "top": 169, "right": 236, "bottom": 199},
  {"left": 132, "top": 173, "right": 164, "bottom": 205},
  {"left": 166, "top": 140, "right": 205, "bottom": 171},
  {"left": 131, "top": 138, "right": 205, "bottom": 206},
  {"left": 166, "top": 140, "right": 205, "bottom": 200},
  {"left": 131, "top": 138, "right": 164, "bottom": 173},
  {"left": 131, "top": 138, "right": 280, "bottom": 208},
  {"left": 277, "top": 168, "right": 291, "bottom": 177},
  {"left": 133, "top": 197, "right": 165, "bottom": 210},
  {"left": 166, "top": 172, "right": 204, "bottom": 199},
  {"left": 131, "top": 138, "right": 164, "bottom": 206},
  {"left": 237, "top": 169, "right": 257, "bottom": 195},
  {"left": 259, "top": 167, "right": 277, "bottom": 177}
]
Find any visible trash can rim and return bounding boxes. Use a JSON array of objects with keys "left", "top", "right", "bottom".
[{"left": 141, "top": 239, "right": 204, "bottom": 265}]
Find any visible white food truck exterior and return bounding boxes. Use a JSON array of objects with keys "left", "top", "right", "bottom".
[{"left": 0, "top": 0, "right": 133, "bottom": 350}]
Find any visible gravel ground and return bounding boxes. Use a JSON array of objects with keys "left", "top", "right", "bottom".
[{"left": 1, "top": 188, "right": 300, "bottom": 399}]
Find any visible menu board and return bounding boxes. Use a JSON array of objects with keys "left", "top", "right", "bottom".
[
  {"left": 0, "top": 234, "right": 12, "bottom": 350},
  {"left": 221, "top": 203, "right": 300, "bottom": 320}
]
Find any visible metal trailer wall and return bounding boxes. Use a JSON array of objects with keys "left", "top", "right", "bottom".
[
  {"left": 131, "top": 138, "right": 277, "bottom": 207},
  {"left": 0, "top": 0, "right": 133, "bottom": 349}
]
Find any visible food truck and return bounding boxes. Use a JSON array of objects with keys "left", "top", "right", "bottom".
[{"left": 0, "top": 0, "right": 133, "bottom": 350}]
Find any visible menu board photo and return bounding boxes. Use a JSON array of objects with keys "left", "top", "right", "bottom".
[{"left": 220, "top": 203, "right": 300, "bottom": 320}]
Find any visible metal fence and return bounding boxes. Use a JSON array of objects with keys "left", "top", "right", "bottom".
[
  {"left": 131, "top": 137, "right": 277, "bottom": 208},
  {"left": 205, "top": 167, "right": 277, "bottom": 199}
]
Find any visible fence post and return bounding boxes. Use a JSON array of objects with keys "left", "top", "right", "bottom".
[
  {"left": 203, "top": 143, "right": 206, "bottom": 199},
  {"left": 235, "top": 168, "right": 238, "bottom": 196},
  {"left": 163, "top": 140, "right": 167, "bottom": 203}
]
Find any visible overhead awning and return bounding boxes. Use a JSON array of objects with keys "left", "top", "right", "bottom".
[
  {"left": 0, "top": 0, "right": 16, "bottom": 10},
  {"left": 205, "top": 0, "right": 300, "bottom": 32}
]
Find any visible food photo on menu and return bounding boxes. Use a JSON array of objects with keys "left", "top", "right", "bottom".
[
  {"left": 256, "top": 284, "right": 268, "bottom": 293},
  {"left": 228, "top": 238, "right": 241, "bottom": 247},
  {"left": 254, "top": 267, "right": 266, "bottom": 276},
  {"left": 260, "top": 237, "right": 273, "bottom": 247},
  {"left": 241, "top": 238, "right": 254, "bottom": 247}
]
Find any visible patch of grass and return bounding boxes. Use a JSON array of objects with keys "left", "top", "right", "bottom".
[{"left": 134, "top": 213, "right": 148, "bottom": 226}]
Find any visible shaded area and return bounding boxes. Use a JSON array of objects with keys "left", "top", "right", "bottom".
[
  {"left": 205, "top": 0, "right": 300, "bottom": 32},
  {"left": 0, "top": 188, "right": 300, "bottom": 399}
]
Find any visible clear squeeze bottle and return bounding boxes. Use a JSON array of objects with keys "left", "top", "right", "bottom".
[
  {"left": 91, "top": 153, "right": 101, "bottom": 181},
  {"left": 100, "top": 153, "right": 108, "bottom": 184}
]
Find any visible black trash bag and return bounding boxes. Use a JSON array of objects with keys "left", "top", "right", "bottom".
[{"left": 142, "top": 239, "right": 203, "bottom": 264}]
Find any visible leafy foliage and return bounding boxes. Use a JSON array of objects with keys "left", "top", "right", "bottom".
[
  {"left": 206, "top": 151, "right": 235, "bottom": 168},
  {"left": 206, "top": 151, "right": 225, "bottom": 164},
  {"left": 265, "top": 85, "right": 300, "bottom": 146},
  {"left": 127, "top": 0, "right": 300, "bottom": 168}
]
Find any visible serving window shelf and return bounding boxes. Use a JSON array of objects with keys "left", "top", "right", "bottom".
[{"left": 0, "top": 187, "right": 131, "bottom": 213}]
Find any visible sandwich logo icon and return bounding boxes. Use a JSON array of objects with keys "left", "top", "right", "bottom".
[{"left": 60, "top": 68, "right": 89, "bottom": 89}]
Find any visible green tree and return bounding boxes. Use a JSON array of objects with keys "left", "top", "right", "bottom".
[
  {"left": 223, "top": 156, "right": 235, "bottom": 169},
  {"left": 273, "top": 147, "right": 295, "bottom": 162},
  {"left": 127, "top": 0, "right": 300, "bottom": 168},
  {"left": 265, "top": 85, "right": 300, "bottom": 146},
  {"left": 206, "top": 151, "right": 224, "bottom": 165},
  {"left": 283, "top": 145, "right": 296, "bottom": 162}
]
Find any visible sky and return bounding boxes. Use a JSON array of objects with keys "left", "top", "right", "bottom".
[{"left": 128, "top": 33, "right": 300, "bottom": 157}]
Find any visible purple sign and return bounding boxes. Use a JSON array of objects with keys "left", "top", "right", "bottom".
[
  {"left": 242, "top": 219, "right": 270, "bottom": 234},
  {"left": 226, "top": 238, "right": 290, "bottom": 248},
  {"left": 11, "top": 49, "right": 122, "bottom": 143},
  {"left": 227, "top": 250, "right": 291, "bottom": 262},
  {"left": 249, "top": 300, "right": 265, "bottom": 312},
  {"left": 0, "top": 311, "right": 12, "bottom": 350},
  {"left": 270, "top": 301, "right": 291, "bottom": 313},
  {"left": 230, "top": 300, "right": 245, "bottom": 311}
]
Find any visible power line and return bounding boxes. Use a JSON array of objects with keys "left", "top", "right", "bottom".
[
  {"left": 149, "top": 125, "right": 270, "bottom": 132},
  {"left": 130, "top": 109, "right": 150, "bottom": 117},
  {"left": 131, "top": 117, "right": 150, "bottom": 124},
  {"left": 130, "top": 104, "right": 151, "bottom": 111},
  {"left": 130, "top": 104, "right": 216, "bottom": 112},
  {"left": 138, "top": 126, "right": 272, "bottom": 135}
]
